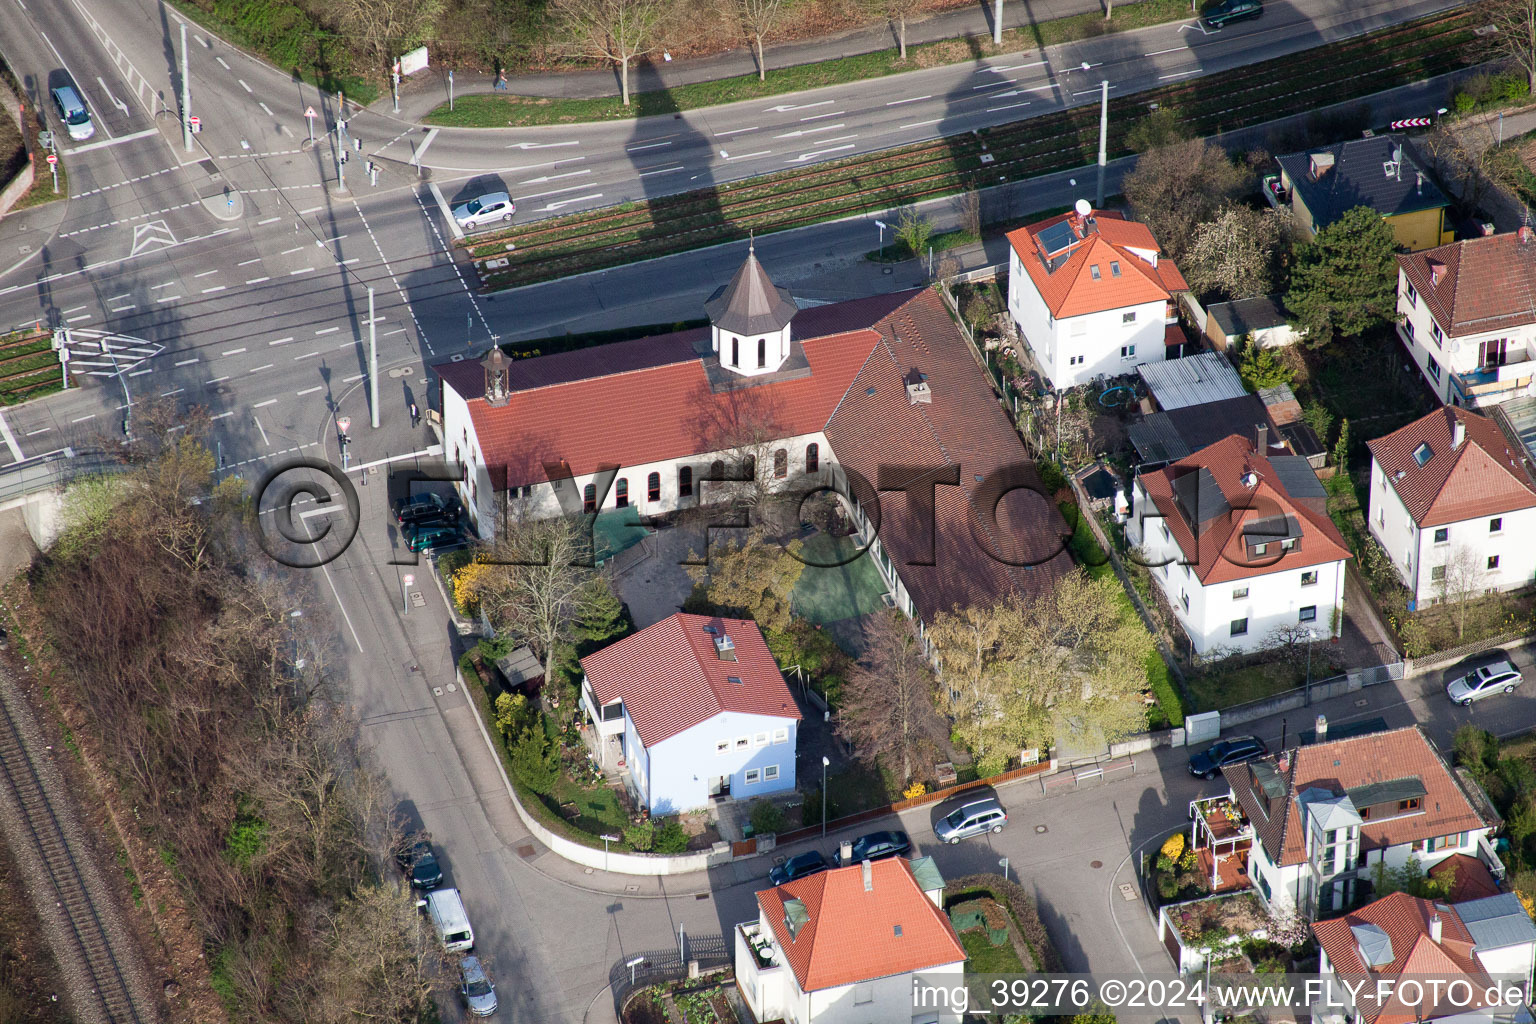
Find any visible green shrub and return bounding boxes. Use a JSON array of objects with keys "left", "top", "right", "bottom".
[
  {"left": 1038, "top": 460, "right": 1067, "bottom": 496},
  {"left": 800, "top": 788, "right": 839, "bottom": 828},
  {"left": 510, "top": 725, "right": 559, "bottom": 795},
  {"left": 477, "top": 634, "right": 515, "bottom": 663},
  {"left": 653, "top": 818, "right": 689, "bottom": 854},
  {"left": 624, "top": 819, "right": 655, "bottom": 851},
  {"left": 750, "top": 799, "right": 789, "bottom": 836},
  {"left": 975, "top": 752, "right": 1010, "bottom": 778},
  {"left": 1453, "top": 725, "right": 1498, "bottom": 782}
]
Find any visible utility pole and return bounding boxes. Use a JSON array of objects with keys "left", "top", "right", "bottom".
[
  {"left": 993, "top": 0, "right": 1003, "bottom": 45},
  {"left": 1095, "top": 79, "right": 1109, "bottom": 207},
  {"left": 368, "top": 287, "right": 379, "bottom": 429},
  {"left": 179, "top": 21, "right": 192, "bottom": 152}
]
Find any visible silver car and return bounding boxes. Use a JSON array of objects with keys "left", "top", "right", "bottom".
[
  {"left": 934, "top": 796, "right": 1007, "bottom": 844},
  {"left": 451, "top": 191, "right": 515, "bottom": 230},
  {"left": 1447, "top": 659, "right": 1522, "bottom": 706},
  {"left": 459, "top": 955, "right": 498, "bottom": 1016}
]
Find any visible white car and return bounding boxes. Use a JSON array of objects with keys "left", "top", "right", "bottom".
[
  {"left": 451, "top": 191, "right": 515, "bottom": 230},
  {"left": 1447, "top": 659, "right": 1522, "bottom": 706}
]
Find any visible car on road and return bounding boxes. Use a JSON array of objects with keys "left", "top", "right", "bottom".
[
  {"left": 769, "top": 850, "right": 829, "bottom": 886},
  {"left": 394, "top": 491, "right": 459, "bottom": 528},
  {"left": 396, "top": 838, "right": 444, "bottom": 890},
  {"left": 1188, "top": 736, "right": 1268, "bottom": 779},
  {"left": 832, "top": 829, "right": 911, "bottom": 866},
  {"left": 458, "top": 955, "right": 498, "bottom": 1017},
  {"left": 404, "top": 522, "right": 462, "bottom": 552},
  {"left": 50, "top": 84, "right": 94, "bottom": 141},
  {"left": 934, "top": 796, "right": 1007, "bottom": 844},
  {"left": 1447, "top": 658, "right": 1523, "bottom": 706},
  {"left": 1200, "top": 0, "right": 1262, "bottom": 28},
  {"left": 452, "top": 191, "right": 516, "bottom": 230},
  {"left": 421, "top": 887, "right": 475, "bottom": 953}
]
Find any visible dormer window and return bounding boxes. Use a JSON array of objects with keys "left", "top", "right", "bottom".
[
  {"left": 1091, "top": 264, "right": 1101, "bottom": 280},
  {"left": 1413, "top": 442, "right": 1433, "bottom": 467},
  {"left": 1111, "top": 261, "right": 1121, "bottom": 277}
]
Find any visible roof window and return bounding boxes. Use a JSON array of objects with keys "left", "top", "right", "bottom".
[
  {"left": 1090, "top": 264, "right": 1101, "bottom": 280},
  {"left": 1111, "top": 261, "right": 1121, "bottom": 277},
  {"left": 1413, "top": 442, "right": 1433, "bottom": 467}
]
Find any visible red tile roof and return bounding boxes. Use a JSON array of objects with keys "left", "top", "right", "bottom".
[
  {"left": 1313, "top": 892, "right": 1492, "bottom": 1024},
  {"left": 1223, "top": 726, "right": 1490, "bottom": 869},
  {"left": 1365, "top": 407, "right": 1536, "bottom": 527},
  {"left": 759, "top": 858, "right": 966, "bottom": 992},
  {"left": 1005, "top": 208, "right": 1188, "bottom": 319},
  {"left": 581, "top": 613, "right": 799, "bottom": 747},
  {"left": 1398, "top": 232, "right": 1536, "bottom": 339},
  {"left": 1139, "top": 434, "right": 1352, "bottom": 585},
  {"left": 1429, "top": 854, "right": 1501, "bottom": 903}
]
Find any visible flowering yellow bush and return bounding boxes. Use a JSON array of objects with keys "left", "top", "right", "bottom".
[
  {"left": 1518, "top": 890, "right": 1535, "bottom": 921},
  {"left": 903, "top": 782, "right": 927, "bottom": 800},
  {"left": 1161, "top": 833, "right": 1185, "bottom": 862},
  {"left": 452, "top": 557, "right": 494, "bottom": 616}
]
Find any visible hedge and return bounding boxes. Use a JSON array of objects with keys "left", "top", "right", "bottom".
[{"left": 945, "top": 873, "right": 1062, "bottom": 972}]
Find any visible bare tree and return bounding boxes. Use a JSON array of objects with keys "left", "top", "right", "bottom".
[
  {"left": 863, "top": 0, "right": 927, "bottom": 59},
  {"left": 336, "top": 0, "right": 445, "bottom": 65},
  {"left": 686, "top": 528, "right": 804, "bottom": 633},
  {"left": 837, "top": 611, "right": 946, "bottom": 784},
  {"left": 551, "top": 0, "right": 674, "bottom": 106},
  {"left": 1182, "top": 204, "right": 1293, "bottom": 301},
  {"left": 955, "top": 189, "right": 982, "bottom": 239},
  {"left": 726, "top": 0, "right": 793, "bottom": 81},
  {"left": 1123, "top": 137, "right": 1250, "bottom": 262},
  {"left": 1488, "top": 0, "right": 1536, "bottom": 94},
  {"left": 1435, "top": 545, "right": 1489, "bottom": 640}
]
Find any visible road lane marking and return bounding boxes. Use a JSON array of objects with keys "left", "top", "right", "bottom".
[
  {"left": 194, "top": 269, "right": 219, "bottom": 278},
  {"left": 156, "top": 294, "right": 182, "bottom": 302},
  {"left": 898, "top": 119, "right": 943, "bottom": 129},
  {"left": 211, "top": 411, "right": 233, "bottom": 420},
  {"left": 887, "top": 95, "right": 931, "bottom": 105},
  {"left": 237, "top": 257, "right": 262, "bottom": 266},
  {"left": 339, "top": 257, "right": 360, "bottom": 265},
  {"left": 128, "top": 368, "right": 152, "bottom": 376},
  {"left": 520, "top": 182, "right": 600, "bottom": 201},
  {"left": 25, "top": 428, "right": 50, "bottom": 436},
  {"left": 222, "top": 347, "right": 246, "bottom": 355},
  {"left": 246, "top": 277, "right": 270, "bottom": 284},
  {"left": 714, "top": 125, "right": 758, "bottom": 137},
  {"left": 149, "top": 281, "right": 174, "bottom": 290},
  {"left": 426, "top": 181, "right": 464, "bottom": 242},
  {"left": 0, "top": 411, "right": 22, "bottom": 461},
  {"left": 258, "top": 102, "right": 274, "bottom": 116},
  {"left": 175, "top": 358, "right": 198, "bottom": 366},
  {"left": 64, "top": 127, "right": 161, "bottom": 154},
  {"left": 343, "top": 373, "right": 365, "bottom": 383},
  {"left": 281, "top": 247, "right": 304, "bottom": 255},
  {"left": 238, "top": 79, "right": 252, "bottom": 92},
  {"left": 315, "top": 326, "right": 340, "bottom": 335},
  {"left": 106, "top": 294, "right": 130, "bottom": 302},
  {"left": 411, "top": 128, "right": 438, "bottom": 166},
  {"left": 61, "top": 304, "right": 86, "bottom": 314},
  {"left": 160, "top": 388, "right": 183, "bottom": 397},
  {"left": 1158, "top": 69, "right": 1198, "bottom": 80},
  {"left": 519, "top": 169, "right": 590, "bottom": 184},
  {"left": 253, "top": 416, "right": 269, "bottom": 445},
  {"left": 71, "top": 414, "right": 95, "bottom": 423},
  {"left": 297, "top": 205, "right": 323, "bottom": 215},
  {"left": 250, "top": 363, "right": 273, "bottom": 372},
  {"left": 109, "top": 305, "right": 135, "bottom": 312},
  {"left": 270, "top": 337, "right": 294, "bottom": 346},
  {"left": 988, "top": 101, "right": 1032, "bottom": 113},
  {"left": 65, "top": 314, "right": 91, "bottom": 322},
  {"left": 290, "top": 267, "right": 316, "bottom": 275},
  {"left": 297, "top": 385, "right": 323, "bottom": 395},
  {"left": 973, "top": 79, "right": 1016, "bottom": 91},
  {"left": 254, "top": 399, "right": 277, "bottom": 408},
  {"left": 258, "top": 216, "right": 280, "bottom": 225},
  {"left": 638, "top": 165, "right": 685, "bottom": 177},
  {"left": 1145, "top": 46, "right": 1186, "bottom": 56},
  {"left": 294, "top": 351, "right": 318, "bottom": 360},
  {"left": 775, "top": 123, "right": 846, "bottom": 139},
  {"left": 626, "top": 140, "right": 672, "bottom": 151},
  {"left": 215, "top": 56, "right": 230, "bottom": 69},
  {"left": 721, "top": 150, "right": 771, "bottom": 160},
  {"left": 202, "top": 285, "right": 226, "bottom": 293},
  {"left": 207, "top": 376, "right": 230, "bottom": 384}
]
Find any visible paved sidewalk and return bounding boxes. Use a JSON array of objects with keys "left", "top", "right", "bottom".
[
  {"left": 0, "top": 195, "right": 66, "bottom": 285},
  {"left": 384, "top": 0, "right": 1151, "bottom": 119}
]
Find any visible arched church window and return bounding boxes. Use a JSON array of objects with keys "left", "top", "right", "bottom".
[
  {"left": 647, "top": 472, "right": 661, "bottom": 502},
  {"left": 758, "top": 338, "right": 767, "bottom": 368},
  {"left": 732, "top": 338, "right": 739, "bottom": 366},
  {"left": 615, "top": 478, "right": 629, "bottom": 507},
  {"left": 773, "top": 449, "right": 787, "bottom": 478},
  {"left": 679, "top": 466, "right": 693, "bottom": 497},
  {"left": 583, "top": 483, "right": 596, "bottom": 514},
  {"left": 806, "top": 443, "right": 820, "bottom": 473}
]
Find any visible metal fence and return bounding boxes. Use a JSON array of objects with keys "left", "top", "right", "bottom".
[
  {"left": 608, "top": 933, "right": 733, "bottom": 1018},
  {"left": 0, "top": 447, "right": 125, "bottom": 505}
]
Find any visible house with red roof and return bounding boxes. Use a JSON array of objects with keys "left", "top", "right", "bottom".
[
  {"left": 435, "top": 247, "right": 1071, "bottom": 630},
  {"left": 1004, "top": 201, "right": 1188, "bottom": 390},
  {"left": 1366, "top": 407, "right": 1536, "bottom": 605},
  {"left": 736, "top": 856, "right": 967, "bottom": 1024},
  {"left": 579, "top": 613, "right": 801, "bottom": 813},
  {"left": 1396, "top": 231, "right": 1536, "bottom": 409},
  {"left": 1219, "top": 726, "right": 1498, "bottom": 918},
  {"left": 1311, "top": 890, "right": 1536, "bottom": 1024},
  {"left": 1127, "top": 428, "right": 1352, "bottom": 655}
]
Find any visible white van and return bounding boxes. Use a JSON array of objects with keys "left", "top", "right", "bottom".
[
  {"left": 420, "top": 887, "right": 474, "bottom": 953},
  {"left": 50, "top": 85, "right": 94, "bottom": 141}
]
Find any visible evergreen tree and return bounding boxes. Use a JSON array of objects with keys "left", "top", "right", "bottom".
[{"left": 1284, "top": 206, "right": 1400, "bottom": 345}]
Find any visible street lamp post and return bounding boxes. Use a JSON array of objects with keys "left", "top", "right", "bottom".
[{"left": 820, "top": 756, "right": 830, "bottom": 837}]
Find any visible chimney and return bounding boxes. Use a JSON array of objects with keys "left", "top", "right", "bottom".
[
  {"left": 1416, "top": 171, "right": 1424, "bottom": 195},
  {"left": 839, "top": 841, "right": 853, "bottom": 864},
  {"left": 1315, "top": 714, "right": 1328, "bottom": 742},
  {"left": 1278, "top": 754, "right": 1290, "bottom": 774},
  {"left": 862, "top": 859, "right": 873, "bottom": 892},
  {"left": 1430, "top": 914, "right": 1443, "bottom": 944},
  {"left": 1453, "top": 419, "right": 1466, "bottom": 450},
  {"left": 1256, "top": 423, "right": 1268, "bottom": 453}
]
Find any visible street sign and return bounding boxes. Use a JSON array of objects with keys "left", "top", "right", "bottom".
[
  {"left": 1391, "top": 117, "right": 1432, "bottom": 129},
  {"left": 304, "top": 106, "right": 317, "bottom": 119},
  {"left": 337, "top": 416, "right": 351, "bottom": 434},
  {"left": 189, "top": 115, "right": 201, "bottom": 132},
  {"left": 402, "top": 574, "right": 415, "bottom": 587},
  {"left": 45, "top": 153, "right": 56, "bottom": 165},
  {"left": 874, "top": 219, "right": 889, "bottom": 229}
]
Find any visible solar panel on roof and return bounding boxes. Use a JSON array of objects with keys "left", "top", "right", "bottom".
[{"left": 1037, "top": 220, "right": 1079, "bottom": 256}]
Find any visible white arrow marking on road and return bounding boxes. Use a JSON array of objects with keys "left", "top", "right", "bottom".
[
  {"left": 130, "top": 220, "right": 177, "bottom": 257},
  {"left": 505, "top": 140, "right": 580, "bottom": 150},
  {"left": 538, "top": 193, "right": 602, "bottom": 212},
  {"left": 764, "top": 100, "right": 833, "bottom": 113},
  {"left": 96, "top": 77, "right": 128, "bottom": 115},
  {"left": 520, "top": 169, "right": 591, "bottom": 184},
  {"left": 775, "top": 124, "right": 846, "bottom": 139},
  {"left": 788, "top": 144, "right": 856, "bottom": 163},
  {"left": 1178, "top": 20, "right": 1216, "bottom": 34}
]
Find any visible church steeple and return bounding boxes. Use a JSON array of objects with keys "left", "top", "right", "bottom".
[
  {"left": 704, "top": 242, "right": 797, "bottom": 377},
  {"left": 481, "top": 345, "right": 509, "bottom": 407}
]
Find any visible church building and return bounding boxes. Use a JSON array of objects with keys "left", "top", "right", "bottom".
[{"left": 435, "top": 247, "right": 1072, "bottom": 625}]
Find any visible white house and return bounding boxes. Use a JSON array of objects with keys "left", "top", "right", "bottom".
[
  {"left": 736, "top": 856, "right": 966, "bottom": 1024},
  {"left": 1366, "top": 406, "right": 1536, "bottom": 607},
  {"left": 1004, "top": 201, "right": 1188, "bottom": 390},
  {"left": 1312, "top": 890, "right": 1536, "bottom": 1024},
  {"left": 1396, "top": 230, "right": 1536, "bottom": 409},
  {"left": 1127, "top": 430, "right": 1352, "bottom": 655},
  {"left": 579, "top": 613, "right": 800, "bottom": 814},
  {"left": 434, "top": 248, "right": 1072, "bottom": 635},
  {"left": 1222, "top": 726, "right": 1499, "bottom": 919}
]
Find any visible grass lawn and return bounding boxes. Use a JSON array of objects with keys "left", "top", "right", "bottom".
[
  {"left": 791, "top": 533, "right": 891, "bottom": 624},
  {"left": 551, "top": 775, "right": 629, "bottom": 836},
  {"left": 1186, "top": 660, "right": 1305, "bottom": 714},
  {"left": 824, "top": 762, "right": 895, "bottom": 818},
  {"left": 865, "top": 227, "right": 979, "bottom": 263},
  {"left": 424, "top": 0, "right": 1196, "bottom": 128},
  {"left": 960, "top": 928, "right": 1026, "bottom": 974}
]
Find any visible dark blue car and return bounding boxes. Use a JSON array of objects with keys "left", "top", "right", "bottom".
[
  {"left": 1188, "top": 736, "right": 1267, "bottom": 779},
  {"left": 832, "top": 830, "right": 911, "bottom": 867},
  {"left": 769, "top": 851, "right": 828, "bottom": 886}
]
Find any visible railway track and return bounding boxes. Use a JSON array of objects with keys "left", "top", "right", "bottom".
[
  {"left": 0, "top": 678, "right": 152, "bottom": 1024},
  {"left": 461, "top": 5, "right": 1483, "bottom": 290}
]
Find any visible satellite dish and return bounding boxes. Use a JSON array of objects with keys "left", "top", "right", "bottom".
[{"left": 1075, "top": 199, "right": 1092, "bottom": 218}]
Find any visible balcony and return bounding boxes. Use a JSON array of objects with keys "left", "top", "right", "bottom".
[
  {"left": 1477, "top": 832, "right": 1508, "bottom": 883},
  {"left": 737, "top": 921, "right": 780, "bottom": 972},
  {"left": 1452, "top": 356, "right": 1536, "bottom": 408}
]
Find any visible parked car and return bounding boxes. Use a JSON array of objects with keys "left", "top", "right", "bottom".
[
  {"left": 452, "top": 191, "right": 516, "bottom": 230},
  {"left": 404, "top": 522, "right": 462, "bottom": 552},
  {"left": 832, "top": 830, "right": 911, "bottom": 867},
  {"left": 394, "top": 491, "right": 459, "bottom": 528},
  {"left": 420, "top": 888, "right": 474, "bottom": 953},
  {"left": 934, "top": 796, "right": 1007, "bottom": 844},
  {"left": 396, "top": 838, "right": 443, "bottom": 890},
  {"left": 458, "top": 955, "right": 498, "bottom": 1017},
  {"left": 1200, "top": 0, "right": 1262, "bottom": 28},
  {"left": 1447, "top": 659, "right": 1523, "bottom": 706},
  {"left": 769, "top": 850, "right": 829, "bottom": 886},
  {"left": 50, "top": 84, "right": 94, "bottom": 141},
  {"left": 1187, "top": 736, "right": 1268, "bottom": 779}
]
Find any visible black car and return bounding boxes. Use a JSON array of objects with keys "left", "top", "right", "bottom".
[
  {"left": 769, "top": 850, "right": 829, "bottom": 886},
  {"left": 394, "top": 492, "right": 459, "bottom": 528},
  {"left": 1201, "top": 0, "right": 1261, "bottom": 28},
  {"left": 1188, "top": 736, "right": 1268, "bottom": 779},
  {"left": 396, "top": 838, "right": 444, "bottom": 889},
  {"left": 832, "top": 830, "right": 911, "bottom": 867}
]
